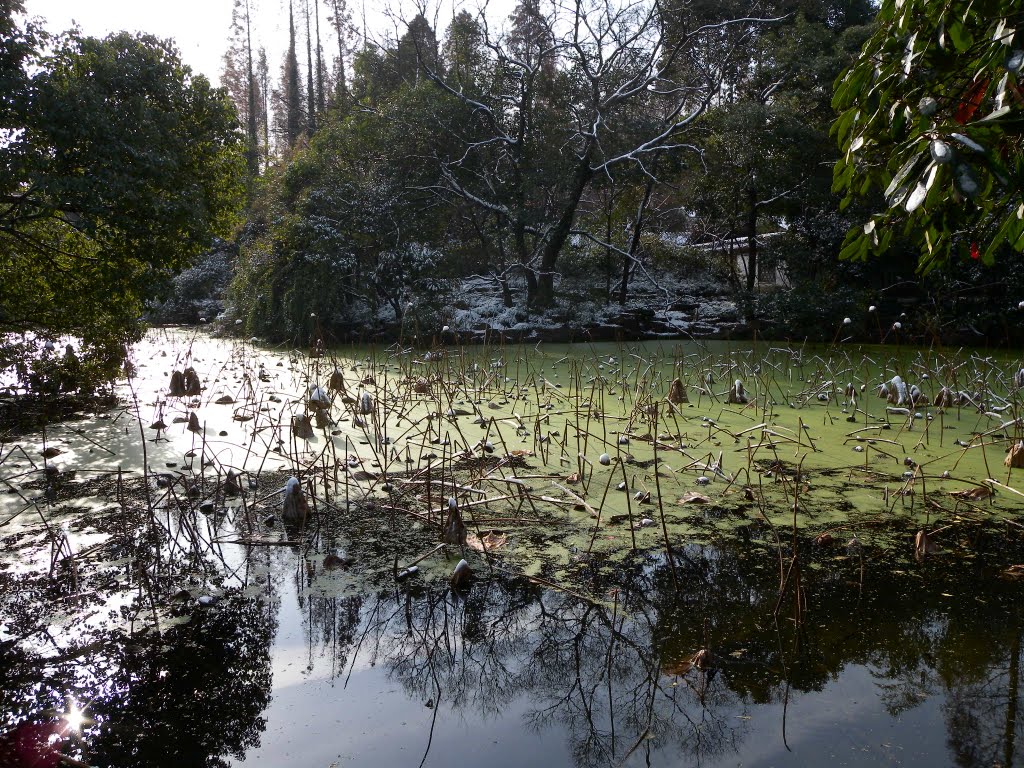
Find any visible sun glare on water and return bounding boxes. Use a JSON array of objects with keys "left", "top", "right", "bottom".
[{"left": 62, "top": 700, "right": 86, "bottom": 733}]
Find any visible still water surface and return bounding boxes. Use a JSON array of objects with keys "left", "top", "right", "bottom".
[{"left": 1, "top": 329, "right": 1023, "bottom": 768}]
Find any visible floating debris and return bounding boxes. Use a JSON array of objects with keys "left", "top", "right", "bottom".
[
  {"left": 282, "top": 476, "right": 309, "bottom": 525},
  {"left": 308, "top": 385, "right": 331, "bottom": 410},
  {"left": 914, "top": 529, "right": 939, "bottom": 560},
  {"left": 450, "top": 559, "right": 473, "bottom": 589},
  {"left": 292, "top": 414, "right": 315, "bottom": 440},
  {"left": 443, "top": 497, "right": 467, "bottom": 546},
  {"left": 727, "top": 380, "right": 747, "bottom": 404},
  {"left": 183, "top": 367, "right": 202, "bottom": 396},
  {"left": 168, "top": 370, "right": 187, "bottom": 397},
  {"left": 667, "top": 377, "right": 688, "bottom": 404},
  {"left": 678, "top": 491, "right": 711, "bottom": 504},
  {"left": 323, "top": 553, "right": 351, "bottom": 569},
  {"left": 359, "top": 391, "right": 375, "bottom": 415},
  {"left": 396, "top": 565, "right": 419, "bottom": 581},
  {"left": 1006, "top": 441, "right": 1024, "bottom": 469}
]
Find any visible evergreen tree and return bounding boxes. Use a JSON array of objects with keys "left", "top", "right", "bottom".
[
  {"left": 507, "top": 0, "right": 555, "bottom": 75},
  {"left": 222, "top": 0, "right": 262, "bottom": 177},
  {"left": 325, "top": 0, "right": 353, "bottom": 106},
  {"left": 305, "top": 0, "right": 317, "bottom": 134},
  {"left": 834, "top": 0, "right": 1024, "bottom": 271},
  {"left": 1, "top": 22, "right": 244, "bottom": 382},
  {"left": 279, "top": 1, "right": 304, "bottom": 148},
  {"left": 315, "top": 0, "right": 326, "bottom": 115},
  {"left": 396, "top": 14, "right": 438, "bottom": 85},
  {"left": 442, "top": 10, "right": 487, "bottom": 90},
  {"left": 257, "top": 46, "right": 270, "bottom": 162}
]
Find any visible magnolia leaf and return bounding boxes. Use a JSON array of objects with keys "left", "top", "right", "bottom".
[
  {"left": 951, "top": 133, "right": 985, "bottom": 153},
  {"left": 466, "top": 531, "right": 508, "bottom": 552},
  {"left": 993, "top": 18, "right": 1007, "bottom": 44},
  {"left": 948, "top": 20, "right": 972, "bottom": 51},
  {"left": 902, "top": 31, "right": 918, "bottom": 75},
  {"left": 980, "top": 106, "right": 1012, "bottom": 122},
  {"left": 884, "top": 152, "right": 924, "bottom": 199},
  {"left": 995, "top": 73, "right": 1009, "bottom": 111},
  {"left": 905, "top": 181, "right": 928, "bottom": 212}
]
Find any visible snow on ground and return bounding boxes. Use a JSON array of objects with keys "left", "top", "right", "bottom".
[{"left": 446, "top": 269, "right": 741, "bottom": 339}]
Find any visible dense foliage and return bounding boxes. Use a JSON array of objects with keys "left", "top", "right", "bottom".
[
  {"left": 230, "top": 0, "right": 907, "bottom": 342},
  {"left": 0, "top": 4, "right": 244, "bottom": 391},
  {"left": 834, "top": 0, "right": 1024, "bottom": 272}
]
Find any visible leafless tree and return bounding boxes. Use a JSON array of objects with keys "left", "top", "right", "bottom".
[{"left": 408, "top": 0, "right": 780, "bottom": 307}]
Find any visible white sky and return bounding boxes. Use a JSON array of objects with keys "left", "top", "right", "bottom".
[
  {"left": 24, "top": 0, "right": 239, "bottom": 84},
  {"left": 23, "top": 0, "right": 517, "bottom": 87}
]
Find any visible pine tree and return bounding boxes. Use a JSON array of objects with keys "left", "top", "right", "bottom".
[
  {"left": 325, "top": 0, "right": 352, "bottom": 107},
  {"left": 257, "top": 46, "right": 270, "bottom": 162},
  {"left": 315, "top": 1, "right": 326, "bottom": 115},
  {"left": 282, "top": 1, "right": 304, "bottom": 148},
  {"left": 243, "top": 0, "right": 258, "bottom": 175},
  {"left": 305, "top": 0, "right": 317, "bottom": 134},
  {"left": 222, "top": 0, "right": 263, "bottom": 176}
]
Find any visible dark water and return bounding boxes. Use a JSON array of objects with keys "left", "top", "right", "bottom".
[{"left": 4, "top": 524, "right": 1024, "bottom": 768}]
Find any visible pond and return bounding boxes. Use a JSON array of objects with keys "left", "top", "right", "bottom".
[{"left": 2, "top": 328, "right": 1024, "bottom": 767}]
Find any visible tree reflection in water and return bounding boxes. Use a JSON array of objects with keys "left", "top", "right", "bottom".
[
  {"left": 287, "top": 533, "right": 1024, "bottom": 768},
  {"left": 0, "top": 590, "right": 274, "bottom": 768},
  {"left": 6, "top": 525, "right": 1024, "bottom": 767}
]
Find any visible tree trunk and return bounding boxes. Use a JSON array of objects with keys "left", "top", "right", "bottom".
[
  {"left": 244, "top": 0, "right": 259, "bottom": 177},
  {"left": 534, "top": 154, "right": 593, "bottom": 308},
  {"left": 285, "top": 3, "right": 303, "bottom": 148},
  {"left": 497, "top": 273, "right": 513, "bottom": 308},
  {"left": 314, "top": 1, "right": 326, "bottom": 115},
  {"left": 329, "top": 0, "right": 349, "bottom": 106},
  {"left": 745, "top": 186, "right": 758, "bottom": 295},
  {"left": 515, "top": 222, "right": 538, "bottom": 301},
  {"left": 305, "top": 3, "right": 317, "bottom": 134},
  {"left": 604, "top": 191, "right": 614, "bottom": 304},
  {"left": 618, "top": 174, "right": 656, "bottom": 306}
]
